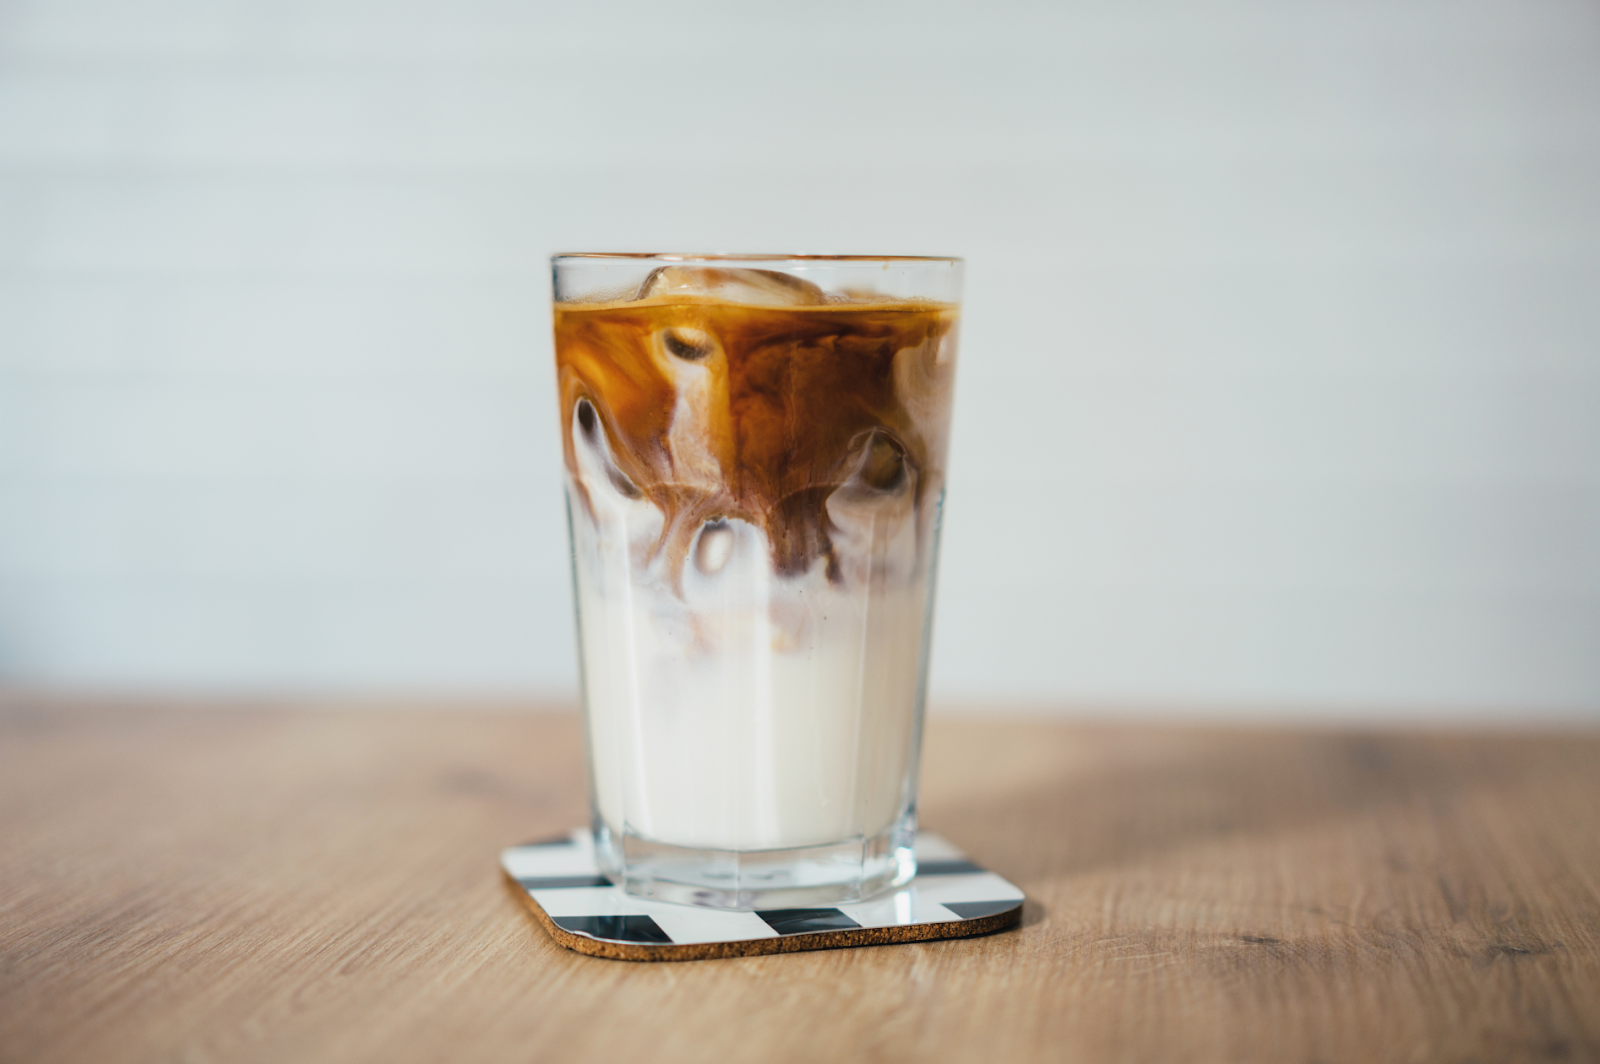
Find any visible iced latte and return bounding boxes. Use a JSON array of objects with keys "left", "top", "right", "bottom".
[{"left": 552, "top": 255, "right": 960, "bottom": 909}]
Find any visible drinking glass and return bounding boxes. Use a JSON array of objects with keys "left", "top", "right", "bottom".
[{"left": 552, "top": 253, "right": 962, "bottom": 909}]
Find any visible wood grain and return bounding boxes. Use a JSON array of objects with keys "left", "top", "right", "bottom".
[{"left": 1, "top": 694, "right": 1597, "bottom": 1064}]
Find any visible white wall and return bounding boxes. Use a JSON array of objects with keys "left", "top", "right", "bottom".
[{"left": 2, "top": 0, "right": 1597, "bottom": 718}]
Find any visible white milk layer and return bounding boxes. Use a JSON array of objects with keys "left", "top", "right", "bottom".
[{"left": 568, "top": 470, "right": 935, "bottom": 852}]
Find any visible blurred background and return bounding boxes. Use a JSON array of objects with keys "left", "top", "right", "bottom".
[{"left": 1, "top": 0, "right": 1597, "bottom": 722}]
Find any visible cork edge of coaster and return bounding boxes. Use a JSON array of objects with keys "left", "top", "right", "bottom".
[{"left": 502, "top": 872, "right": 1023, "bottom": 962}]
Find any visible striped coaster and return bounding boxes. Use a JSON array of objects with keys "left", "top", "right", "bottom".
[{"left": 501, "top": 831, "right": 1024, "bottom": 961}]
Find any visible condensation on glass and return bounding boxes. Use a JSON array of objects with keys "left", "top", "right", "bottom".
[{"left": 551, "top": 254, "right": 962, "bottom": 909}]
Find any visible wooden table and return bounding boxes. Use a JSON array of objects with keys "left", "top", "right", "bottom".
[{"left": 2, "top": 696, "right": 1597, "bottom": 1064}]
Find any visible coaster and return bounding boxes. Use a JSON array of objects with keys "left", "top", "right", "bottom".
[{"left": 501, "top": 830, "right": 1024, "bottom": 961}]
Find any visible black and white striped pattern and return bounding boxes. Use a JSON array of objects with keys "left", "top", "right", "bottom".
[{"left": 502, "top": 832, "right": 1024, "bottom": 949}]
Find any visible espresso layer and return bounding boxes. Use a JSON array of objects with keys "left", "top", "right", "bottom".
[{"left": 554, "top": 296, "right": 958, "bottom": 582}]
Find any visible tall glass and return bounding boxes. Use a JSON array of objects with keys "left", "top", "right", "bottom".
[{"left": 552, "top": 254, "right": 962, "bottom": 909}]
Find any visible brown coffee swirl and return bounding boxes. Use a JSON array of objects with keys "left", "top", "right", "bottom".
[{"left": 554, "top": 293, "right": 957, "bottom": 583}]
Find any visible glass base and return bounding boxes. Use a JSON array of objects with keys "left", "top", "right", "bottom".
[{"left": 593, "top": 811, "right": 918, "bottom": 911}]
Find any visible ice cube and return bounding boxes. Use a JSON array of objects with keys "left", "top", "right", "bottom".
[
  {"left": 857, "top": 431, "right": 909, "bottom": 492},
  {"left": 693, "top": 518, "right": 736, "bottom": 575},
  {"left": 636, "top": 266, "right": 827, "bottom": 306}
]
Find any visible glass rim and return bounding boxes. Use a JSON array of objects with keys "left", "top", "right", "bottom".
[{"left": 551, "top": 252, "right": 962, "bottom": 266}]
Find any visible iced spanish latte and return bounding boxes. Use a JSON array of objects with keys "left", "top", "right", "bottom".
[{"left": 552, "top": 255, "right": 961, "bottom": 909}]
